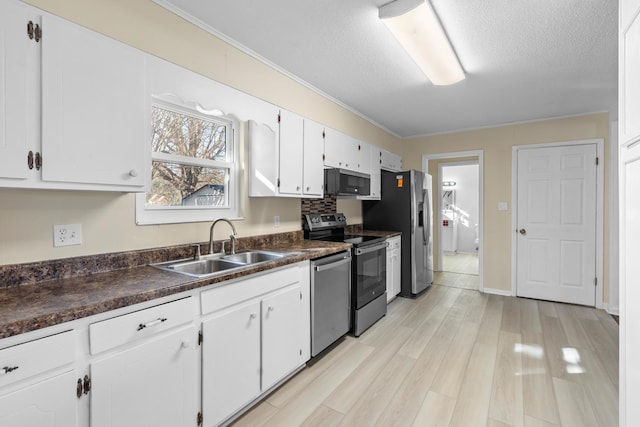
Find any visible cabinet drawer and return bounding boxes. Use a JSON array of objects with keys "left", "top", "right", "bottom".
[
  {"left": 0, "top": 330, "right": 75, "bottom": 389},
  {"left": 90, "top": 297, "right": 194, "bottom": 355},
  {"left": 201, "top": 266, "right": 300, "bottom": 315}
]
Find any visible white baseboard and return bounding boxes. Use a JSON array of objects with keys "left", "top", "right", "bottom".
[
  {"left": 482, "top": 287, "right": 512, "bottom": 296},
  {"left": 603, "top": 303, "right": 620, "bottom": 316}
]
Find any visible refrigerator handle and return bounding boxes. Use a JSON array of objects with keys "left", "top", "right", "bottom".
[{"left": 422, "top": 189, "right": 429, "bottom": 246}]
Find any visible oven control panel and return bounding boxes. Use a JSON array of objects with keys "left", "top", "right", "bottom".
[{"left": 304, "top": 212, "right": 347, "bottom": 231}]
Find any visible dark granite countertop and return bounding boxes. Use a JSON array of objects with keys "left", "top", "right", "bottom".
[{"left": 0, "top": 236, "right": 351, "bottom": 340}]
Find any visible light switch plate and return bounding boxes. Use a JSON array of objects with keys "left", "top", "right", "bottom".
[
  {"left": 498, "top": 202, "right": 508, "bottom": 211},
  {"left": 53, "top": 223, "right": 83, "bottom": 247}
]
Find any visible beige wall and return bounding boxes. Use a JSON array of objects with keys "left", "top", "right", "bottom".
[
  {"left": 401, "top": 113, "right": 611, "bottom": 299},
  {"left": 0, "top": 0, "right": 389, "bottom": 266}
]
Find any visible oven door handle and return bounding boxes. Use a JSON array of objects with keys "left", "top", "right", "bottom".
[
  {"left": 355, "top": 243, "right": 387, "bottom": 256},
  {"left": 314, "top": 256, "right": 351, "bottom": 272}
]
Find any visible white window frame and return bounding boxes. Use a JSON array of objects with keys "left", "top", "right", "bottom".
[{"left": 135, "top": 96, "right": 242, "bottom": 225}]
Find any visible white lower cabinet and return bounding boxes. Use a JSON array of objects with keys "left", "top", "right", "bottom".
[
  {"left": 0, "top": 369, "right": 78, "bottom": 427},
  {"left": 90, "top": 325, "right": 198, "bottom": 427},
  {"left": 202, "top": 300, "right": 261, "bottom": 426},
  {"left": 261, "top": 285, "right": 304, "bottom": 389},
  {"left": 0, "top": 330, "right": 77, "bottom": 427},
  {"left": 0, "top": 262, "right": 310, "bottom": 427},
  {"left": 201, "top": 264, "right": 309, "bottom": 426},
  {"left": 386, "top": 236, "right": 402, "bottom": 302}
]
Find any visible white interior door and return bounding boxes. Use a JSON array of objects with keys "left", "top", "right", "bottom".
[{"left": 516, "top": 144, "right": 597, "bottom": 306}]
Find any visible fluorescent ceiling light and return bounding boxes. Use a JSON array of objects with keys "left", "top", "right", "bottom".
[{"left": 379, "top": 0, "right": 465, "bottom": 86}]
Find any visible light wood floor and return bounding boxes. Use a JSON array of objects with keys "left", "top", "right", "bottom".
[
  {"left": 231, "top": 285, "right": 619, "bottom": 427},
  {"left": 443, "top": 253, "right": 479, "bottom": 275}
]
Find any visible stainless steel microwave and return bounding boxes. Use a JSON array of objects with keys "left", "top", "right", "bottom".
[{"left": 325, "top": 168, "right": 371, "bottom": 196}]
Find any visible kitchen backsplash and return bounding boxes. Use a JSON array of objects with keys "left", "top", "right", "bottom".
[{"left": 300, "top": 194, "right": 337, "bottom": 223}]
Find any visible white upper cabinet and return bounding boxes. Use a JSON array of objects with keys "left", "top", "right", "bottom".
[
  {"left": 302, "top": 118, "right": 325, "bottom": 197},
  {"left": 359, "top": 145, "right": 381, "bottom": 200},
  {"left": 249, "top": 109, "right": 324, "bottom": 198},
  {"left": 41, "top": 13, "right": 149, "bottom": 189},
  {"left": 0, "top": 0, "right": 38, "bottom": 181},
  {"left": 0, "top": 1, "right": 149, "bottom": 191},
  {"left": 324, "top": 129, "right": 367, "bottom": 173},
  {"left": 278, "top": 110, "right": 304, "bottom": 195},
  {"left": 380, "top": 148, "right": 403, "bottom": 172},
  {"left": 621, "top": 2, "right": 640, "bottom": 143}
]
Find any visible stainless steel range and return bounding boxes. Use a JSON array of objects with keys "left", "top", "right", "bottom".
[{"left": 304, "top": 213, "right": 387, "bottom": 336}]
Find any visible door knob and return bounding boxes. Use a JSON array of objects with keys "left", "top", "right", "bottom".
[{"left": 519, "top": 229, "right": 527, "bottom": 235}]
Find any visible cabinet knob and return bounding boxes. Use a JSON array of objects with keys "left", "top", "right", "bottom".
[
  {"left": 296, "top": 186, "right": 300, "bottom": 191},
  {"left": 268, "top": 306, "right": 275, "bottom": 312},
  {"left": 181, "top": 340, "right": 191, "bottom": 349},
  {"left": 128, "top": 169, "right": 138, "bottom": 177},
  {"left": 250, "top": 313, "right": 257, "bottom": 319},
  {"left": 306, "top": 187, "right": 310, "bottom": 191}
]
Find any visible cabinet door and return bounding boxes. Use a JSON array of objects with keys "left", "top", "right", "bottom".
[
  {"left": 302, "top": 119, "right": 325, "bottom": 197},
  {"left": 261, "top": 284, "right": 304, "bottom": 390},
  {"left": 41, "top": 13, "right": 149, "bottom": 189},
  {"left": 278, "top": 110, "right": 303, "bottom": 195},
  {"left": 248, "top": 120, "right": 277, "bottom": 197},
  {"left": 358, "top": 142, "right": 371, "bottom": 175},
  {"left": 621, "top": 140, "right": 640, "bottom": 426},
  {"left": 0, "top": 370, "right": 78, "bottom": 427},
  {"left": 0, "top": 0, "right": 37, "bottom": 180},
  {"left": 202, "top": 300, "right": 261, "bottom": 426},
  {"left": 91, "top": 325, "right": 197, "bottom": 427},
  {"left": 381, "top": 149, "right": 403, "bottom": 172},
  {"left": 324, "top": 128, "right": 360, "bottom": 170},
  {"left": 360, "top": 147, "right": 381, "bottom": 200}
]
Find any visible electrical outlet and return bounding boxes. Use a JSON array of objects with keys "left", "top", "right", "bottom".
[
  {"left": 274, "top": 215, "right": 280, "bottom": 227},
  {"left": 53, "top": 223, "right": 83, "bottom": 247}
]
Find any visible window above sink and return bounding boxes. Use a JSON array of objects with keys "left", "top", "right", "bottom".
[{"left": 135, "top": 94, "right": 240, "bottom": 225}]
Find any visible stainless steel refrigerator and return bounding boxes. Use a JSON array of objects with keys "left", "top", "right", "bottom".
[{"left": 363, "top": 170, "right": 433, "bottom": 297}]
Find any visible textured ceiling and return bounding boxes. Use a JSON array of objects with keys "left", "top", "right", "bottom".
[{"left": 155, "top": 0, "right": 618, "bottom": 138}]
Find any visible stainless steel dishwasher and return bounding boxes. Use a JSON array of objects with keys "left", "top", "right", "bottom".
[{"left": 310, "top": 250, "right": 352, "bottom": 357}]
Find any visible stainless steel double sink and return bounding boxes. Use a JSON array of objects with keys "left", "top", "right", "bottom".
[{"left": 152, "top": 250, "right": 292, "bottom": 278}]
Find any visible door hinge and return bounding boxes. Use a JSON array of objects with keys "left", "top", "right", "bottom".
[
  {"left": 322, "top": 130, "right": 325, "bottom": 139},
  {"left": 322, "top": 153, "right": 325, "bottom": 161},
  {"left": 594, "top": 277, "right": 598, "bottom": 287},
  {"left": 595, "top": 157, "right": 599, "bottom": 166},
  {"left": 198, "top": 331, "right": 203, "bottom": 345},
  {"left": 299, "top": 291, "right": 302, "bottom": 300},
  {"left": 197, "top": 411, "right": 203, "bottom": 426},
  {"left": 83, "top": 375, "right": 91, "bottom": 395},
  {"left": 277, "top": 113, "right": 281, "bottom": 124},
  {"left": 27, "top": 21, "right": 41, "bottom": 42},
  {"left": 277, "top": 178, "right": 281, "bottom": 188}
]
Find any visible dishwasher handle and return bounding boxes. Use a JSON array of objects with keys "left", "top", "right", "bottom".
[{"left": 314, "top": 256, "right": 351, "bottom": 272}]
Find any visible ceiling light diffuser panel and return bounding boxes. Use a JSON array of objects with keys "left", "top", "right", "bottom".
[{"left": 379, "top": 0, "right": 465, "bottom": 86}]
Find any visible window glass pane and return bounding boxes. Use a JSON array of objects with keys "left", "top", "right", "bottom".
[
  {"left": 146, "top": 161, "right": 227, "bottom": 207},
  {"left": 151, "top": 106, "right": 227, "bottom": 161}
]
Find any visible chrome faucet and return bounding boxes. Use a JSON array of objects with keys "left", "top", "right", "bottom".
[{"left": 209, "top": 218, "right": 238, "bottom": 255}]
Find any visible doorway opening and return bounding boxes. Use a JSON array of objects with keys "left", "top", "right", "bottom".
[{"left": 423, "top": 151, "right": 484, "bottom": 292}]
